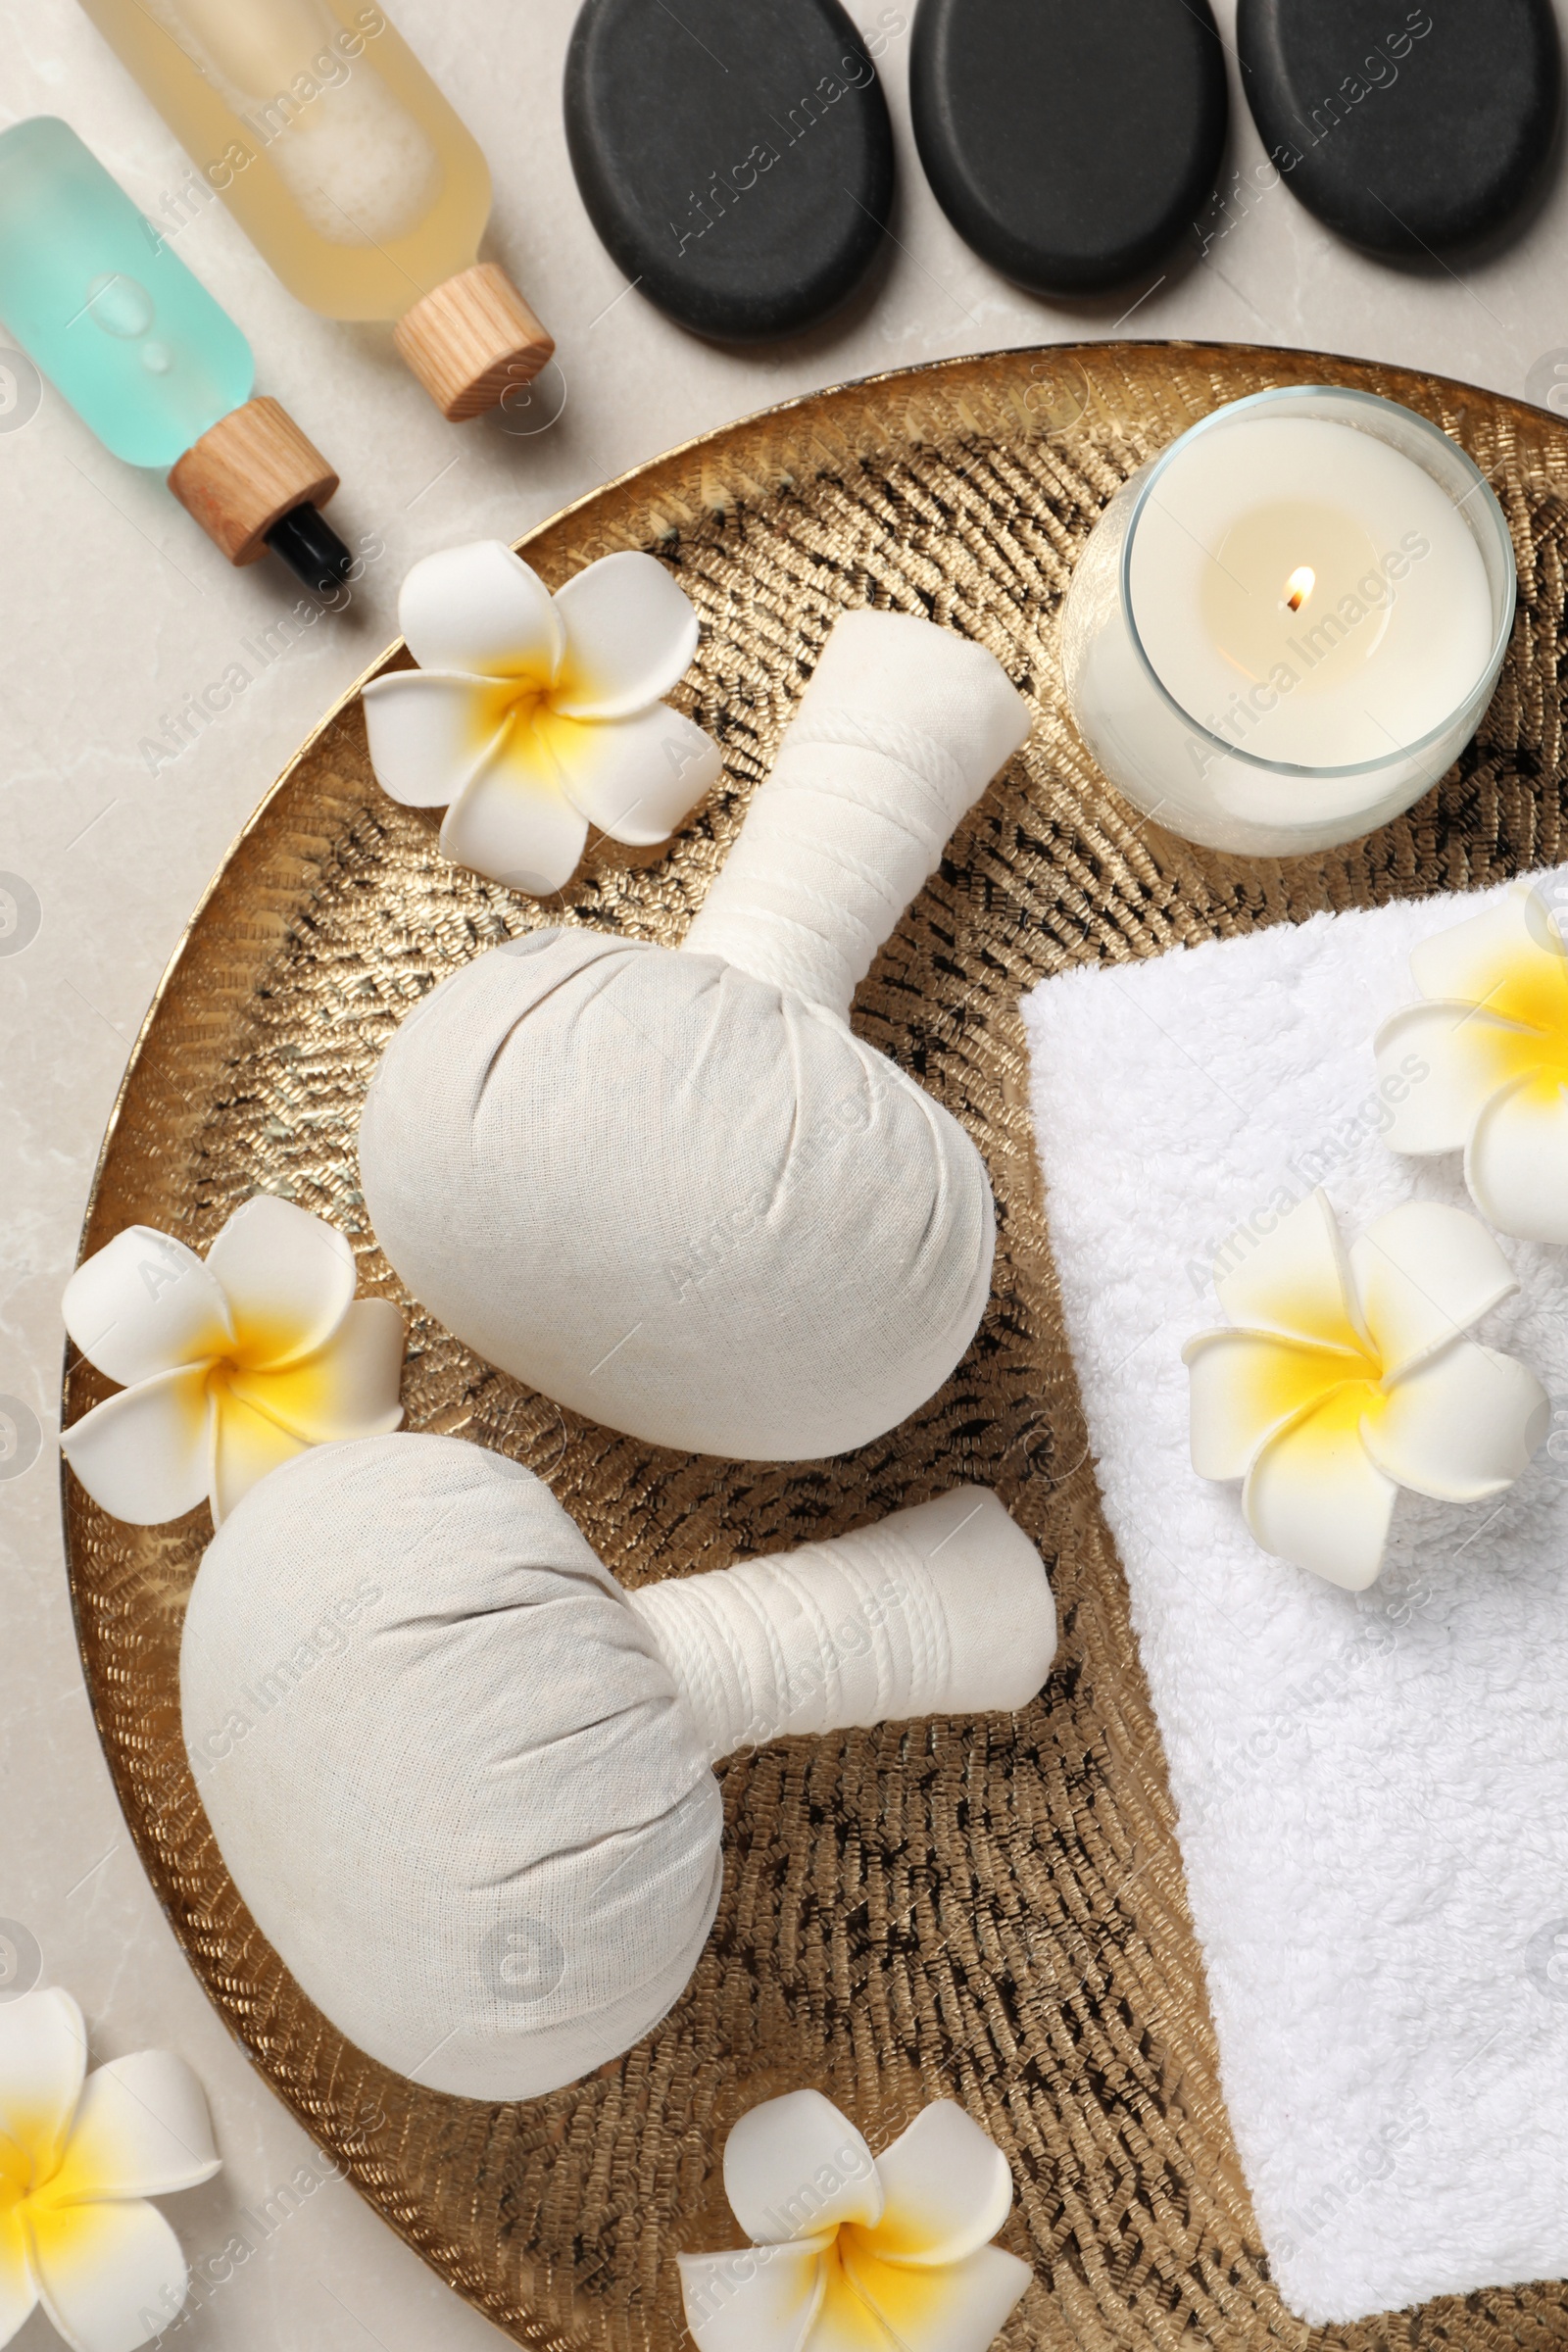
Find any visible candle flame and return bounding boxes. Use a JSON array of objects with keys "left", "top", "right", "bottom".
[{"left": 1284, "top": 565, "right": 1315, "bottom": 613}]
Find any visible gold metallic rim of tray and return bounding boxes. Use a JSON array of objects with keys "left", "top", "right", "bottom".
[{"left": 63, "top": 342, "right": 1568, "bottom": 2350}]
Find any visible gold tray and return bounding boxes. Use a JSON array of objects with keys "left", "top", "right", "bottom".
[{"left": 64, "top": 342, "right": 1568, "bottom": 2351}]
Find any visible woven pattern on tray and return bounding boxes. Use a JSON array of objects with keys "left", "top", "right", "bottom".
[{"left": 63, "top": 342, "right": 1568, "bottom": 2350}]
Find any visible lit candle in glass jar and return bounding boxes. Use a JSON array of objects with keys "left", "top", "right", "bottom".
[{"left": 1059, "top": 387, "right": 1516, "bottom": 856}]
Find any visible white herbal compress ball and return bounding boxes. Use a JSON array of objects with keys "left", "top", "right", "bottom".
[
  {"left": 180, "top": 1434, "right": 1056, "bottom": 2101},
  {"left": 358, "top": 609, "right": 1033, "bottom": 1459}
]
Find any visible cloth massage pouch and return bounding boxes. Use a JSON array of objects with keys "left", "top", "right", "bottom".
[
  {"left": 179, "top": 1432, "right": 1056, "bottom": 2099},
  {"left": 358, "top": 609, "right": 1033, "bottom": 1459}
]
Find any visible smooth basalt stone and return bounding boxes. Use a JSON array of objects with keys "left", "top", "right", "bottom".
[
  {"left": 908, "top": 0, "right": 1227, "bottom": 294},
  {"left": 563, "top": 0, "right": 894, "bottom": 342},
  {"left": 1238, "top": 0, "right": 1562, "bottom": 257}
]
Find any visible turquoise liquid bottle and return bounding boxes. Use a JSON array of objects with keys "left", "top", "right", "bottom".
[{"left": 0, "top": 118, "right": 352, "bottom": 589}]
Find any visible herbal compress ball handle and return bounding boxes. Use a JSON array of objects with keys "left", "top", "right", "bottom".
[
  {"left": 180, "top": 1435, "right": 1057, "bottom": 2099},
  {"left": 629, "top": 1485, "right": 1052, "bottom": 1756},
  {"left": 684, "top": 608, "right": 1033, "bottom": 1015},
  {"left": 76, "top": 0, "right": 553, "bottom": 419},
  {"left": 0, "top": 117, "right": 353, "bottom": 590}
]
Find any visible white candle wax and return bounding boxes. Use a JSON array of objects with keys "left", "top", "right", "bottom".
[
  {"left": 1059, "top": 388, "right": 1515, "bottom": 857},
  {"left": 1134, "top": 416, "right": 1492, "bottom": 766}
]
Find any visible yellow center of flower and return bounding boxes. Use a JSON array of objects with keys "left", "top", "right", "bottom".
[
  {"left": 469, "top": 677, "right": 549, "bottom": 743},
  {"left": 1435, "top": 936, "right": 1568, "bottom": 1139},
  {"left": 790, "top": 2215, "right": 972, "bottom": 2349},
  {"left": 1257, "top": 1324, "right": 1379, "bottom": 1402},
  {"left": 218, "top": 1302, "right": 311, "bottom": 1373},
  {"left": 202, "top": 1311, "right": 340, "bottom": 1446},
  {"left": 812, "top": 2235, "right": 896, "bottom": 2348},
  {"left": 1251, "top": 1329, "right": 1395, "bottom": 1455},
  {"left": 461, "top": 607, "right": 617, "bottom": 754},
  {"left": 205, "top": 1357, "right": 263, "bottom": 1413},
  {"left": 1474, "top": 939, "right": 1568, "bottom": 1043},
  {"left": 199, "top": 1307, "right": 311, "bottom": 1419},
  {"left": 0, "top": 2126, "right": 32, "bottom": 2204},
  {"left": 463, "top": 675, "right": 602, "bottom": 796},
  {"left": 0, "top": 2098, "right": 74, "bottom": 2215}
]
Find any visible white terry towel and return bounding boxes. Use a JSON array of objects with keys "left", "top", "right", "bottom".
[{"left": 1022, "top": 870, "right": 1568, "bottom": 2326}]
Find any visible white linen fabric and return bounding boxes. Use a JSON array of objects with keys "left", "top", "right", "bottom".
[
  {"left": 629, "top": 1484, "right": 1054, "bottom": 1757},
  {"left": 358, "top": 609, "right": 1032, "bottom": 1460},
  {"left": 1021, "top": 868, "right": 1568, "bottom": 2325},
  {"left": 180, "top": 1434, "right": 1054, "bottom": 2102},
  {"left": 682, "top": 610, "right": 1033, "bottom": 1013}
]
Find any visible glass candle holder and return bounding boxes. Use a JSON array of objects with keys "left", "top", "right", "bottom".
[{"left": 1058, "top": 385, "right": 1517, "bottom": 857}]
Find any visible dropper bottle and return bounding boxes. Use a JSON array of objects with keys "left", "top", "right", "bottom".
[
  {"left": 0, "top": 116, "right": 354, "bottom": 591},
  {"left": 76, "top": 0, "right": 554, "bottom": 420}
]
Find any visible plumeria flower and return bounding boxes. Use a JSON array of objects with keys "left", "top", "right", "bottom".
[
  {"left": 0, "top": 1985, "right": 220, "bottom": 2352},
  {"left": 61, "top": 1196, "right": 404, "bottom": 1528},
  {"left": 361, "top": 540, "right": 723, "bottom": 897},
  {"left": 1184, "top": 1189, "right": 1547, "bottom": 1591},
  {"left": 1375, "top": 877, "right": 1568, "bottom": 1242},
  {"left": 677, "top": 2089, "right": 1030, "bottom": 2352}
]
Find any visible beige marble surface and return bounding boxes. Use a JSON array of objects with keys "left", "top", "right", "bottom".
[{"left": 3, "top": 2, "right": 1568, "bottom": 2342}]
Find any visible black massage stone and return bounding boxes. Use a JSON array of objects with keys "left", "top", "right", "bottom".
[
  {"left": 908, "top": 0, "right": 1228, "bottom": 294},
  {"left": 563, "top": 0, "right": 895, "bottom": 341},
  {"left": 1238, "top": 0, "right": 1562, "bottom": 257}
]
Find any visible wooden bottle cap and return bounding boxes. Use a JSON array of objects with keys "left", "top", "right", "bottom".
[
  {"left": 392, "top": 263, "right": 555, "bottom": 422},
  {"left": 167, "top": 397, "right": 339, "bottom": 566}
]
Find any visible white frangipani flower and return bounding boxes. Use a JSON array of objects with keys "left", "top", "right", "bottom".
[
  {"left": 62, "top": 1196, "right": 404, "bottom": 1528},
  {"left": 1185, "top": 1189, "right": 1547, "bottom": 1590},
  {"left": 677, "top": 2090, "right": 1030, "bottom": 2352},
  {"left": 361, "top": 539, "right": 722, "bottom": 896},
  {"left": 0, "top": 1986, "right": 220, "bottom": 2352},
  {"left": 1375, "top": 878, "right": 1568, "bottom": 1241}
]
